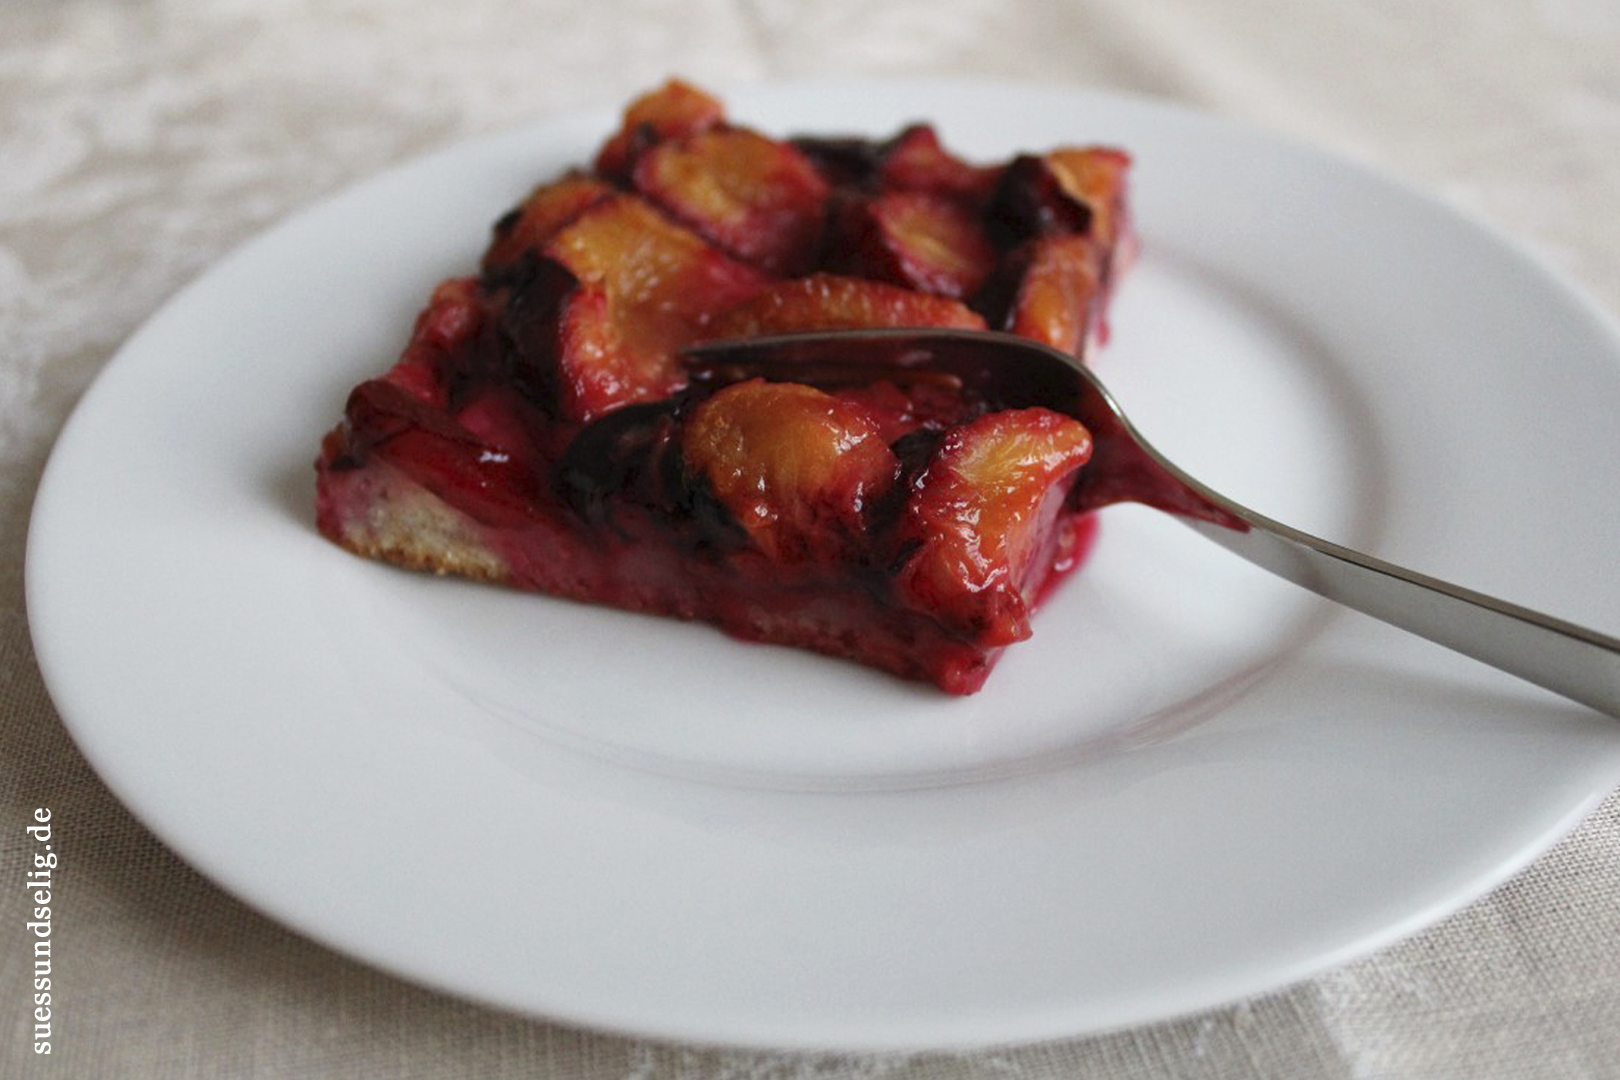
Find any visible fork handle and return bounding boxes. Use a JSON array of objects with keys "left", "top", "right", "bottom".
[{"left": 1179, "top": 498, "right": 1620, "bottom": 718}]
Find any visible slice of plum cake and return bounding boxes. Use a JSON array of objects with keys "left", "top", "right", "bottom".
[{"left": 315, "top": 80, "right": 1132, "bottom": 694}]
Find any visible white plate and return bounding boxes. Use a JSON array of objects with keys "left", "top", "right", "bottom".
[{"left": 26, "top": 79, "right": 1620, "bottom": 1051}]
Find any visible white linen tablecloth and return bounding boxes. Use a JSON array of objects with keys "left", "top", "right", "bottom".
[{"left": 4, "top": 1, "right": 1619, "bottom": 1075}]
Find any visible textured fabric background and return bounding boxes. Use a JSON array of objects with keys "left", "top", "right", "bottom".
[{"left": 4, "top": 1, "right": 1619, "bottom": 1076}]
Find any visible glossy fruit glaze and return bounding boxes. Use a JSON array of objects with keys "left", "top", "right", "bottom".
[{"left": 316, "top": 80, "right": 1131, "bottom": 693}]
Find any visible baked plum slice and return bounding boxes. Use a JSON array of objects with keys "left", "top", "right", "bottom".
[
  {"left": 369, "top": 276, "right": 489, "bottom": 407},
  {"left": 681, "top": 379, "right": 900, "bottom": 563},
  {"left": 828, "top": 190, "right": 997, "bottom": 300},
  {"left": 710, "top": 272, "right": 986, "bottom": 337},
  {"left": 632, "top": 126, "right": 830, "bottom": 275},
  {"left": 987, "top": 148, "right": 1130, "bottom": 251},
  {"left": 515, "top": 194, "right": 768, "bottom": 422},
  {"left": 895, "top": 408, "right": 1094, "bottom": 645},
  {"left": 324, "top": 378, "right": 548, "bottom": 531},
  {"left": 878, "top": 124, "right": 1003, "bottom": 202},
  {"left": 993, "top": 234, "right": 1107, "bottom": 354},
  {"left": 1044, "top": 147, "right": 1131, "bottom": 251},
  {"left": 593, "top": 78, "right": 726, "bottom": 179},
  {"left": 482, "top": 173, "right": 614, "bottom": 282}
]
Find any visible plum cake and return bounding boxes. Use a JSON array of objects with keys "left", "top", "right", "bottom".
[{"left": 315, "top": 80, "right": 1133, "bottom": 694}]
